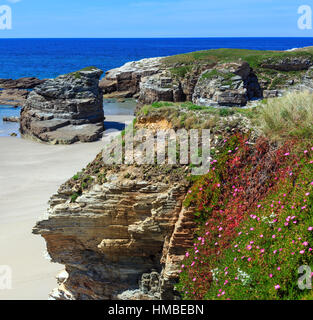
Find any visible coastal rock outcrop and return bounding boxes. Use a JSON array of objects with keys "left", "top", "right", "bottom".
[
  {"left": 100, "top": 57, "right": 264, "bottom": 109},
  {"left": 33, "top": 161, "right": 196, "bottom": 300},
  {"left": 3, "top": 116, "right": 19, "bottom": 123},
  {"left": 192, "top": 62, "right": 262, "bottom": 107},
  {"left": 0, "top": 77, "right": 46, "bottom": 106},
  {"left": 0, "top": 77, "right": 45, "bottom": 89},
  {"left": 100, "top": 57, "right": 163, "bottom": 98},
  {"left": 20, "top": 67, "right": 105, "bottom": 144},
  {"left": 0, "top": 88, "right": 29, "bottom": 106},
  {"left": 139, "top": 72, "right": 185, "bottom": 105},
  {"left": 260, "top": 56, "right": 313, "bottom": 71},
  {"left": 100, "top": 48, "right": 313, "bottom": 110},
  {"left": 100, "top": 58, "right": 211, "bottom": 106}
]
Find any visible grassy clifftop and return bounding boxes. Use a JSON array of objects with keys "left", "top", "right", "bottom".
[
  {"left": 163, "top": 47, "right": 313, "bottom": 68},
  {"left": 162, "top": 47, "right": 313, "bottom": 90},
  {"left": 139, "top": 91, "right": 313, "bottom": 141}
]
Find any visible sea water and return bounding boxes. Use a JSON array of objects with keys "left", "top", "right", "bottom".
[{"left": 1, "top": 38, "right": 313, "bottom": 137}]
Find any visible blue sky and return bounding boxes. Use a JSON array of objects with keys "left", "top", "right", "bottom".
[{"left": 1, "top": 0, "right": 313, "bottom": 38}]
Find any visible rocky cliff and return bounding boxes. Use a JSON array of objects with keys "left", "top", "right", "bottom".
[
  {"left": 20, "top": 67, "right": 104, "bottom": 144},
  {"left": 33, "top": 104, "right": 256, "bottom": 300},
  {"left": 33, "top": 160, "right": 196, "bottom": 300},
  {"left": 32, "top": 47, "right": 313, "bottom": 301},
  {"left": 100, "top": 47, "right": 313, "bottom": 110}
]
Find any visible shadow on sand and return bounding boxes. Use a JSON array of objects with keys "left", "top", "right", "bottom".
[{"left": 103, "top": 120, "right": 126, "bottom": 132}]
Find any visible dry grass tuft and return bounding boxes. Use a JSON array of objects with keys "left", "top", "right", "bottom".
[{"left": 259, "top": 91, "right": 313, "bottom": 141}]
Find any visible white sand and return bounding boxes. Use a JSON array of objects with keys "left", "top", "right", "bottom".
[{"left": 0, "top": 115, "right": 132, "bottom": 300}]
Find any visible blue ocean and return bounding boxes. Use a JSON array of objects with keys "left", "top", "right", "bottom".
[
  {"left": 1, "top": 37, "right": 313, "bottom": 136},
  {"left": 1, "top": 38, "right": 313, "bottom": 79}
]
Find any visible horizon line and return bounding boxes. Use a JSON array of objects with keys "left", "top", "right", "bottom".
[{"left": 1, "top": 36, "right": 313, "bottom": 40}]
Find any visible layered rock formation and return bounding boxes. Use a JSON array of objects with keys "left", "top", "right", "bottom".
[
  {"left": 100, "top": 58, "right": 209, "bottom": 106},
  {"left": 0, "top": 88, "right": 29, "bottom": 106},
  {"left": 33, "top": 161, "right": 197, "bottom": 300},
  {"left": 260, "top": 56, "right": 313, "bottom": 71},
  {"left": 139, "top": 73, "right": 185, "bottom": 105},
  {"left": 100, "top": 58, "right": 264, "bottom": 108},
  {"left": 100, "top": 57, "right": 163, "bottom": 98},
  {"left": 0, "top": 77, "right": 45, "bottom": 89},
  {"left": 0, "top": 77, "right": 46, "bottom": 106},
  {"left": 100, "top": 48, "right": 313, "bottom": 110},
  {"left": 20, "top": 67, "right": 105, "bottom": 144},
  {"left": 192, "top": 62, "right": 262, "bottom": 107}
]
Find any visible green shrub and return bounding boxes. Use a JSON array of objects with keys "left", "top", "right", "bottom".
[{"left": 70, "top": 192, "right": 81, "bottom": 203}]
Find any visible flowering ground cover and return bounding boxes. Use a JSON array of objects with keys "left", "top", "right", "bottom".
[{"left": 177, "top": 134, "right": 313, "bottom": 300}]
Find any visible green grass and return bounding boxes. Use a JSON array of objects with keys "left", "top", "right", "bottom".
[
  {"left": 142, "top": 101, "right": 256, "bottom": 119},
  {"left": 259, "top": 91, "right": 313, "bottom": 141},
  {"left": 162, "top": 48, "right": 313, "bottom": 70},
  {"left": 200, "top": 69, "right": 220, "bottom": 80},
  {"left": 201, "top": 69, "right": 234, "bottom": 82},
  {"left": 69, "top": 66, "right": 99, "bottom": 79},
  {"left": 170, "top": 65, "right": 193, "bottom": 78},
  {"left": 151, "top": 101, "right": 175, "bottom": 108},
  {"left": 72, "top": 172, "right": 82, "bottom": 180},
  {"left": 79, "top": 66, "right": 98, "bottom": 71},
  {"left": 140, "top": 90, "right": 313, "bottom": 142}
]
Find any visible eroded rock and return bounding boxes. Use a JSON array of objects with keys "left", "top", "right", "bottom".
[
  {"left": 139, "top": 72, "right": 185, "bottom": 105},
  {"left": 261, "top": 56, "right": 313, "bottom": 71},
  {"left": 100, "top": 57, "right": 164, "bottom": 98},
  {"left": 0, "top": 89, "right": 29, "bottom": 106},
  {"left": 3, "top": 116, "right": 19, "bottom": 122},
  {"left": 20, "top": 67, "right": 105, "bottom": 144},
  {"left": 192, "top": 62, "right": 262, "bottom": 107},
  {"left": 0, "top": 77, "right": 45, "bottom": 89},
  {"left": 33, "top": 163, "right": 196, "bottom": 300},
  {"left": 32, "top": 106, "right": 259, "bottom": 300}
]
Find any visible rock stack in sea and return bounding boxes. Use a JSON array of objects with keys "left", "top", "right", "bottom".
[{"left": 20, "top": 67, "right": 105, "bottom": 144}]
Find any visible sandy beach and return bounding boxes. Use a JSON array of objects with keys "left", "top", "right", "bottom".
[{"left": 0, "top": 115, "right": 132, "bottom": 300}]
